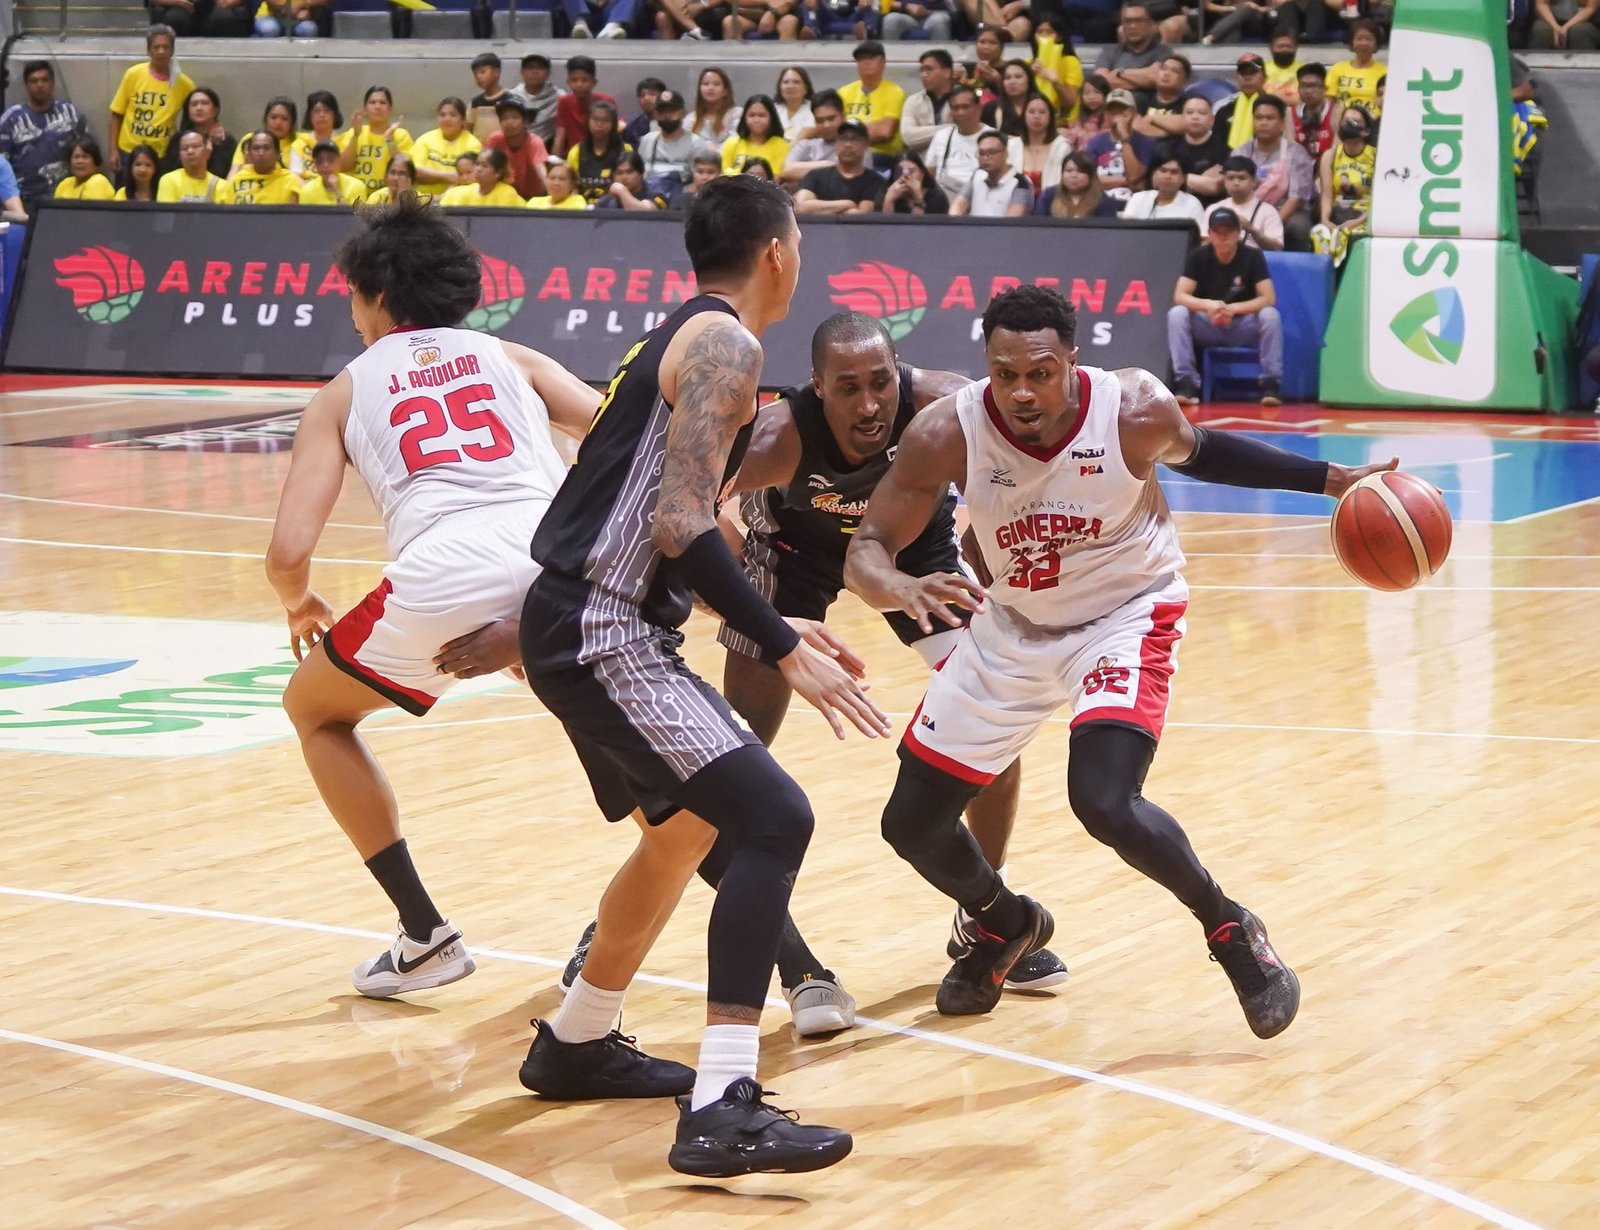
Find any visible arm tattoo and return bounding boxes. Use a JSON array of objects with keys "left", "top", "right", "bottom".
[{"left": 655, "top": 320, "right": 762, "bottom": 556}]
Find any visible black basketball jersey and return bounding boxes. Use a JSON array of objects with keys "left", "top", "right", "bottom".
[
  {"left": 746, "top": 362, "right": 958, "bottom": 569},
  {"left": 530, "top": 295, "right": 751, "bottom": 630}
]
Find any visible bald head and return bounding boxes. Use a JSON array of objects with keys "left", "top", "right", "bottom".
[{"left": 811, "top": 311, "right": 893, "bottom": 376}]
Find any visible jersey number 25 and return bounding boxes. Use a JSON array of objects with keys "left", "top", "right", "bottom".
[{"left": 390, "top": 383, "right": 514, "bottom": 473}]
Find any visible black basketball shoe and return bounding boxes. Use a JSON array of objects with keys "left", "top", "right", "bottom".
[
  {"left": 518, "top": 1019, "right": 695, "bottom": 1099},
  {"left": 558, "top": 920, "right": 597, "bottom": 994},
  {"left": 1206, "top": 908, "right": 1301, "bottom": 1039},
  {"left": 936, "top": 896, "right": 1055, "bottom": 1016},
  {"left": 668, "top": 1077, "right": 853, "bottom": 1177},
  {"left": 947, "top": 910, "right": 1070, "bottom": 991}
]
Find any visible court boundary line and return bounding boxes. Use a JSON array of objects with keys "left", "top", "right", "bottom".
[
  {"left": 0, "top": 492, "right": 381, "bottom": 532},
  {"left": 0, "top": 885, "right": 1541, "bottom": 1230},
  {"left": 0, "top": 537, "right": 387, "bottom": 566},
  {"left": 0, "top": 1026, "right": 624, "bottom": 1230}
]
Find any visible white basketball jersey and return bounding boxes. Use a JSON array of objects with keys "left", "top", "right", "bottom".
[
  {"left": 342, "top": 327, "right": 567, "bottom": 555},
  {"left": 956, "top": 366, "right": 1185, "bottom": 631}
]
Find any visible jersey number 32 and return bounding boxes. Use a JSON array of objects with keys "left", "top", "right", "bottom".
[{"left": 390, "top": 383, "right": 515, "bottom": 473}]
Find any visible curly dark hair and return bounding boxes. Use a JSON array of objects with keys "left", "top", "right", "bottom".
[
  {"left": 336, "top": 194, "right": 482, "bottom": 330},
  {"left": 981, "top": 284, "right": 1077, "bottom": 347}
]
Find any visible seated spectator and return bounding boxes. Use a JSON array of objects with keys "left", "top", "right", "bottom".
[
  {"left": 1093, "top": 3, "right": 1173, "bottom": 96},
  {"left": 411, "top": 98, "right": 482, "bottom": 196},
  {"left": 1159, "top": 95, "right": 1228, "bottom": 205},
  {"left": 802, "top": 0, "right": 881, "bottom": 41},
  {"left": 690, "top": 68, "right": 741, "bottom": 148},
  {"left": 157, "top": 130, "right": 224, "bottom": 202},
  {"left": 115, "top": 144, "right": 161, "bottom": 200},
  {"left": 1203, "top": 155, "right": 1284, "bottom": 250},
  {"left": 486, "top": 98, "right": 551, "bottom": 200},
  {"left": 1529, "top": 0, "right": 1600, "bottom": 47},
  {"left": 54, "top": 137, "right": 116, "bottom": 200},
  {"left": 775, "top": 67, "right": 817, "bottom": 143},
  {"left": 666, "top": 152, "right": 722, "bottom": 209},
  {"left": 902, "top": 51, "right": 955, "bottom": 154},
  {"left": 292, "top": 90, "right": 344, "bottom": 179},
  {"left": 1085, "top": 89, "right": 1157, "bottom": 198},
  {"left": 1061, "top": 73, "right": 1109, "bottom": 150},
  {"left": 566, "top": 100, "right": 633, "bottom": 203},
  {"left": 441, "top": 148, "right": 526, "bottom": 207},
  {"left": 924, "top": 85, "right": 986, "bottom": 197},
  {"left": 173, "top": 87, "right": 236, "bottom": 178},
  {"left": 1263, "top": 26, "right": 1305, "bottom": 103},
  {"left": 723, "top": 95, "right": 790, "bottom": 175},
  {"left": 1133, "top": 53, "right": 1192, "bottom": 139},
  {"left": 638, "top": 89, "right": 711, "bottom": 195},
  {"left": 1327, "top": 19, "right": 1385, "bottom": 112},
  {"left": 741, "top": 158, "right": 776, "bottom": 181},
  {"left": 884, "top": 0, "right": 954, "bottom": 41},
  {"left": 513, "top": 55, "right": 562, "bottom": 147},
  {"left": 982, "top": 60, "right": 1039, "bottom": 140},
  {"left": 469, "top": 53, "right": 514, "bottom": 141},
  {"left": 364, "top": 154, "right": 416, "bottom": 205},
  {"left": 1311, "top": 108, "right": 1374, "bottom": 265},
  {"left": 1035, "top": 148, "right": 1123, "bottom": 218},
  {"left": 1232, "top": 93, "right": 1315, "bottom": 250},
  {"left": 559, "top": 0, "right": 641, "bottom": 39},
  {"left": 1200, "top": 0, "right": 1287, "bottom": 46},
  {"left": 1289, "top": 63, "right": 1339, "bottom": 160},
  {"left": 1028, "top": 13, "right": 1084, "bottom": 122},
  {"left": 725, "top": 0, "right": 803, "bottom": 38},
  {"left": 254, "top": 0, "right": 328, "bottom": 37},
  {"left": 216, "top": 130, "right": 301, "bottom": 203},
  {"left": 1121, "top": 153, "right": 1203, "bottom": 225},
  {"left": 1168, "top": 207, "right": 1282, "bottom": 405},
  {"left": 648, "top": 0, "right": 707, "bottom": 41},
  {"left": 962, "top": 25, "right": 1008, "bottom": 99},
  {"left": 299, "top": 140, "right": 367, "bottom": 204},
  {"left": 793, "top": 119, "right": 882, "bottom": 214},
  {"left": 232, "top": 97, "right": 299, "bottom": 174},
  {"left": 341, "top": 86, "right": 413, "bottom": 198},
  {"left": 526, "top": 160, "right": 589, "bottom": 209},
  {"left": 149, "top": 0, "right": 251, "bottom": 37},
  {"left": 877, "top": 149, "right": 949, "bottom": 214},
  {"left": 556, "top": 57, "right": 616, "bottom": 157},
  {"left": 596, "top": 151, "right": 670, "bottom": 208},
  {"left": 623, "top": 77, "right": 666, "bottom": 146},
  {"left": 782, "top": 89, "right": 843, "bottom": 185},
  {"left": 109, "top": 25, "right": 194, "bottom": 180},
  {"left": 950, "top": 130, "right": 1033, "bottom": 218},
  {"left": 0, "top": 61, "right": 88, "bottom": 211},
  {"left": 1214, "top": 53, "right": 1266, "bottom": 149},
  {"left": 1007, "top": 95, "right": 1071, "bottom": 196},
  {"left": 840, "top": 40, "right": 906, "bottom": 171}
]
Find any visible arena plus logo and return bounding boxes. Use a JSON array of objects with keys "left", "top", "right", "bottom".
[
  {"left": 465, "top": 253, "right": 527, "bottom": 333},
  {"left": 826, "top": 261, "right": 927, "bottom": 342},
  {"left": 54, "top": 246, "right": 146, "bottom": 324},
  {"left": 1389, "top": 287, "right": 1465, "bottom": 365}
]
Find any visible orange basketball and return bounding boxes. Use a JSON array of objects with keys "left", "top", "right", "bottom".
[{"left": 1330, "top": 471, "right": 1453, "bottom": 592}]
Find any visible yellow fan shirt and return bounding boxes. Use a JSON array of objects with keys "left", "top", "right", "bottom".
[
  {"left": 55, "top": 174, "right": 116, "bottom": 201},
  {"left": 110, "top": 64, "right": 195, "bottom": 156},
  {"left": 409, "top": 128, "right": 483, "bottom": 196},
  {"left": 217, "top": 167, "right": 302, "bottom": 205},
  {"left": 232, "top": 133, "right": 300, "bottom": 176},
  {"left": 298, "top": 173, "right": 368, "bottom": 205},
  {"left": 440, "top": 181, "right": 526, "bottom": 208},
  {"left": 291, "top": 130, "right": 354, "bottom": 179},
  {"left": 721, "top": 134, "right": 790, "bottom": 174},
  {"left": 1033, "top": 38, "right": 1085, "bottom": 123},
  {"left": 344, "top": 124, "right": 414, "bottom": 195},
  {"left": 157, "top": 168, "right": 223, "bottom": 203},
  {"left": 837, "top": 79, "right": 907, "bottom": 158},
  {"left": 1327, "top": 59, "right": 1386, "bottom": 111},
  {"left": 526, "top": 193, "right": 588, "bottom": 210}
]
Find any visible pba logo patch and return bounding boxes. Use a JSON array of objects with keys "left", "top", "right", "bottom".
[
  {"left": 466, "top": 253, "right": 527, "bottom": 333},
  {"left": 412, "top": 345, "right": 443, "bottom": 367},
  {"left": 54, "top": 246, "right": 146, "bottom": 324},
  {"left": 1389, "top": 287, "right": 1465, "bottom": 366},
  {"left": 826, "top": 260, "right": 927, "bottom": 342}
]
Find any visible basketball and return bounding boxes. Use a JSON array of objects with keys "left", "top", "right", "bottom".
[{"left": 1330, "top": 471, "right": 1454, "bottom": 592}]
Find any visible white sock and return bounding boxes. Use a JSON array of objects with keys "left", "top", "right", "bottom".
[
  {"left": 549, "top": 974, "right": 624, "bottom": 1044},
  {"left": 689, "top": 1023, "right": 760, "bottom": 1111},
  {"left": 996, "top": 863, "right": 1008, "bottom": 883}
]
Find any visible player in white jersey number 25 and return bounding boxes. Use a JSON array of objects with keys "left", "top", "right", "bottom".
[
  {"left": 844, "top": 285, "right": 1398, "bottom": 1037},
  {"left": 265, "top": 196, "right": 600, "bottom": 999}
]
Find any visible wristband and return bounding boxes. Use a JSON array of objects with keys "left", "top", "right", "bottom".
[
  {"left": 1169, "top": 426, "right": 1329, "bottom": 494},
  {"left": 676, "top": 528, "right": 802, "bottom": 661}
]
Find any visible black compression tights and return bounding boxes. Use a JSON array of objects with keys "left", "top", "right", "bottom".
[{"left": 1066, "top": 723, "right": 1234, "bottom": 931}]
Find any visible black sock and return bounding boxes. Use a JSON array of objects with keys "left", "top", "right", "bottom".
[
  {"left": 364, "top": 839, "right": 444, "bottom": 941},
  {"left": 964, "top": 884, "right": 1028, "bottom": 940},
  {"left": 698, "top": 826, "right": 827, "bottom": 989}
]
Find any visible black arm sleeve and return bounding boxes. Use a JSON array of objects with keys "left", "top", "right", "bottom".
[
  {"left": 1168, "top": 426, "right": 1330, "bottom": 495},
  {"left": 676, "top": 529, "right": 802, "bottom": 661}
]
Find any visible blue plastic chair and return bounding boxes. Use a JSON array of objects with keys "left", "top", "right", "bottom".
[{"left": 1200, "top": 346, "right": 1260, "bottom": 402}]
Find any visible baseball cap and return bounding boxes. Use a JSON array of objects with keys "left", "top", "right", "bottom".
[
  {"left": 836, "top": 119, "right": 870, "bottom": 140},
  {"left": 655, "top": 88, "right": 686, "bottom": 110},
  {"left": 494, "top": 96, "right": 529, "bottom": 117},
  {"left": 853, "top": 39, "right": 887, "bottom": 59},
  {"left": 1208, "top": 206, "right": 1241, "bottom": 231},
  {"left": 1105, "top": 88, "right": 1137, "bottom": 110},
  {"left": 1236, "top": 53, "right": 1265, "bottom": 72}
]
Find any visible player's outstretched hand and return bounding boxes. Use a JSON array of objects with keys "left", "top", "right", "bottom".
[
  {"left": 435, "top": 617, "right": 523, "bottom": 679},
  {"left": 894, "top": 572, "right": 988, "bottom": 635},
  {"left": 777, "top": 635, "right": 892, "bottom": 741},
  {"left": 286, "top": 591, "right": 334, "bottom": 662},
  {"left": 785, "top": 617, "right": 867, "bottom": 680},
  {"left": 1324, "top": 455, "right": 1400, "bottom": 499}
]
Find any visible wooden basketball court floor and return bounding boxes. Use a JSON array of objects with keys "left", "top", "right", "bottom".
[{"left": 3, "top": 378, "right": 1598, "bottom": 1230}]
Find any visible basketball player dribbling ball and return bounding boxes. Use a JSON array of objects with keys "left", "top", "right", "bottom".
[
  {"left": 845, "top": 285, "right": 1399, "bottom": 1035},
  {"left": 266, "top": 195, "right": 600, "bottom": 999},
  {"left": 515, "top": 176, "right": 889, "bottom": 1176}
]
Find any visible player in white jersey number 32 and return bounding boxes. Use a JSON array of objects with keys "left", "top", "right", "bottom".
[
  {"left": 844, "top": 286, "right": 1398, "bottom": 1036},
  {"left": 266, "top": 196, "right": 599, "bottom": 997}
]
